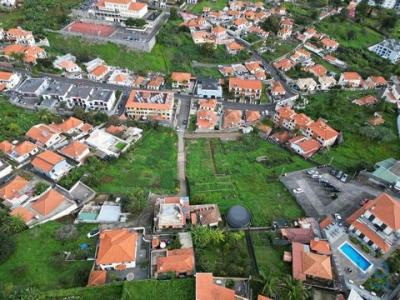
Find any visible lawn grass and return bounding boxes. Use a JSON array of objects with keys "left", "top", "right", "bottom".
[
  {"left": 0, "top": 96, "right": 41, "bottom": 140},
  {"left": 189, "top": 0, "right": 228, "bottom": 14},
  {"left": 121, "top": 279, "right": 195, "bottom": 300},
  {"left": 0, "top": 222, "right": 97, "bottom": 291},
  {"left": 44, "top": 284, "right": 123, "bottom": 300},
  {"left": 251, "top": 232, "right": 291, "bottom": 277},
  {"left": 186, "top": 135, "right": 312, "bottom": 226},
  {"left": 192, "top": 66, "right": 222, "bottom": 78},
  {"left": 303, "top": 90, "right": 400, "bottom": 172}
]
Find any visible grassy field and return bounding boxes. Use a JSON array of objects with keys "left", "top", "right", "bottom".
[
  {"left": 0, "top": 96, "right": 42, "bottom": 140},
  {"left": 0, "top": 222, "right": 96, "bottom": 291},
  {"left": 303, "top": 90, "right": 400, "bottom": 172},
  {"left": 252, "top": 232, "right": 291, "bottom": 277},
  {"left": 44, "top": 279, "right": 195, "bottom": 300},
  {"left": 60, "top": 128, "right": 178, "bottom": 201},
  {"left": 121, "top": 279, "right": 195, "bottom": 300},
  {"left": 316, "top": 18, "right": 382, "bottom": 49},
  {"left": 261, "top": 38, "right": 298, "bottom": 62},
  {"left": 186, "top": 135, "right": 312, "bottom": 226},
  {"left": 189, "top": 0, "right": 228, "bottom": 14},
  {"left": 0, "top": 0, "right": 80, "bottom": 33}
]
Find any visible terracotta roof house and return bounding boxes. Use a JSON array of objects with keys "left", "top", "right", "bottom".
[
  {"left": 25, "top": 124, "right": 63, "bottom": 148},
  {"left": 0, "top": 175, "right": 31, "bottom": 208},
  {"left": 347, "top": 193, "right": 400, "bottom": 253},
  {"left": 59, "top": 141, "right": 90, "bottom": 164},
  {"left": 31, "top": 189, "right": 65, "bottom": 216},
  {"left": 245, "top": 110, "right": 261, "bottom": 124},
  {"left": 96, "top": 228, "right": 139, "bottom": 270},
  {"left": 364, "top": 76, "right": 387, "bottom": 89},
  {"left": 222, "top": 109, "right": 242, "bottom": 129},
  {"left": 197, "top": 110, "right": 218, "bottom": 131},
  {"left": 338, "top": 72, "right": 363, "bottom": 88},
  {"left": 125, "top": 90, "right": 175, "bottom": 121},
  {"left": 88, "top": 64, "right": 110, "bottom": 81},
  {"left": 0, "top": 140, "right": 39, "bottom": 164},
  {"left": 10, "top": 206, "right": 35, "bottom": 225},
  {"left": 273, "top": 58, "right": 294, "bottom": 72},
  {"left": 171, "top": 72, "right": 192, "bottom": 89},
  {"left": 87, "top": 270, "right": 107, "bottom": 286},
  {"left": 304, "top": 119, "right": 338, "bottom": 147},
  {"left": 155, "top": 248, "right": 195, "bottom": 278},
  {"left": 292, "top": 242, "right": 333, "bottom": 282},
  {"left": 320, "top": 37, "right": 339, "bottom": 51},
  {"left": 271, "top": 81, "right": 286, "bottom": 97},
  {"left": 319, "top": 215, "right": 333, "bottom": 230},
  {"left": 229, "top": 78, "right": 262, "bottom": 100},
  {"left": 31, "top": 150, "right": 72, "bottom": 181},
  {"left": 190, "top": 204, "right": 222, "bottom": 227},
  {"left": 195, "top": 273, "right": 240, "bottom": 300},
  {"left": 289, "top": 136, "right": 321, "bottom": 159},
  {"left": 306, "top": 64, "right": 327, "bottom": 78},
  {"left": 226, "top": 41, "right": 244, "bottom": 55},
  {"left": 51, "top": 116, "right": 92, "bottom": 135}
]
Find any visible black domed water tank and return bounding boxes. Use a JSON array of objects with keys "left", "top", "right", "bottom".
[{"left": 226, "top": 205, "right": 251, "bottom": 228}]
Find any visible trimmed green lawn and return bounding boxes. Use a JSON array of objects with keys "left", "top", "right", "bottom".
[
  {"left": 189, "top": 0, "right": 228, "bottom": 14},
  {"left": 186, "top": 135, "right": 312, "bottom": 225},
  {"left": 0, "top": 222, "right": 96, "bottom": 291},
  {"left": 192, "top": 66, "right": 221, "bottom": 78},
  {"left": 303, "top": 90, "right": 400, "bottom": 172},
  {"left": 44, "top": 284, "right": 123, "bottom": 300},
  {"left": 0, "top": 96, "right": 41, "bottom": 140}
]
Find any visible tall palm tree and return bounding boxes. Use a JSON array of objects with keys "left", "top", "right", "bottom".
[
  {"left": 258, "top": 270, "right": 279, "bottom": 299},
  {"left": 280, "top": 275, "right": 310, "bottom": 300}
]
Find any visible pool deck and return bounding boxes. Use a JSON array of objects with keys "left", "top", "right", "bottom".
[{"left": 325, "top": 223, "right": 381, "bottom": 286}]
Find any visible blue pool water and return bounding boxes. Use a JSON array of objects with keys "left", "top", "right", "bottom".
[{"left": 339, "top": 242, "right": 373, "bottom": 272}]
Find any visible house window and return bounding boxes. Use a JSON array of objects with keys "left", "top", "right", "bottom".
[{"left": 368, "top": 214, "right": 375, "bottom": 222}]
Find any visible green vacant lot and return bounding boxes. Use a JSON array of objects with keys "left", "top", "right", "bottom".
[
  {"left": 189, "top": 0, "right": 227, "bottom": 14},
  {"left": 0, "top": 96, "right": 41, "bottom": 140},
  {"left": 60, "top": 128, "right": 178, "bottom": 201},
  {"left": 44, "top": 279, "right": 195, "bottom": 300},
  {"left": 0, "top": 222, "right": 96, "bottom": 292},
  {"left": 252, "top": 232, "right": 291, "bottom": 277},
  {"left": 303, "top": 90, "right": 400, "bottom": 172},
  {"left": 261, "top": 38, "right": 298, "bottom": 62},
  {"left": 186, "top": 135, "right": 312, "bottom": 226}
]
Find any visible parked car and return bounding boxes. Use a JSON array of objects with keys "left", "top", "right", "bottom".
[
  {"left": 293, "top": 188, "right": 303, "bottom": 194},
  {"left": 330, "top": 169, "right": 337, "bottom": 176},
  {"left": 306, "top": 169, "right": 317, "bottom": 175},
  {"left": 336, "top": 171, "right": 343, "bottom": 179},
  {"left": 334, "top": 213, "right": 342, "bottom": 221},
  {"left": 87, "top": 229, "right": 100, "bottom": 238},
  {"left": 340, "top": 174, "right": 349, "bottom": 183}
]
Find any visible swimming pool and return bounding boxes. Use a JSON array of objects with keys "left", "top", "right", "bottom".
[{"left": 339, "top": 242, "right": 373, "bottom": 272}]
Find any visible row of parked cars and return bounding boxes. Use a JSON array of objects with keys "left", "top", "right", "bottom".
[
  {"left": 330, "top": 169, "right": 349, "bottom": 183},
  {"left": 306, "top": 169, "right": 341, "bottom": 199}
]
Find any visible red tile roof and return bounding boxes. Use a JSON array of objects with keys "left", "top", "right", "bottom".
[
  {"left": 196, "top": 273, "right": 235, "bottom": 300},
  {"left": 87, "top": 270, "right": 107, "bottom": 286},
  {"left": 31, "top": 150, "right": 64, "bottom": 173},
  {"left": 157, "top": 248, "right": 194, "bottom": 274},
  {"left": 31, "top": 189, "right": 65, "bottom": 216},
  {"left": 96, "top": 229, "right": 138, "bottom": 265}
]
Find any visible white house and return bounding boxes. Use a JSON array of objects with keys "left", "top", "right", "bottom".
[
  {"left": 196, "top": 78, "right": 223, "bottom": 99},
  {"left": 53, "top": 54, "right": 82, "bottom": 74},
  {"left": 6, "top": 27, "right": 35, "bottom": 45},
  {"left": 0, "top": 176, "right": 32, "bottom": 208},
  {"left": 0, "top": 140, "right": 39, "bottom": 164},
  {"left": 0, "top": 159, "right": 12, "bottom": 180},
  {"left": 25, "top": 124, "right": 63, "bottom": 149},
  {"left": 296, "top": 78, "right": 317, "bottom": 92},
  {"left": 0, "top": 71, "right": 21, "bottom": 89},
  {"left": 94, "top": 0, "right": 148, "bottom": 22}
]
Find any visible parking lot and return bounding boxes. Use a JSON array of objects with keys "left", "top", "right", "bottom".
[{"left": 280, "top": 167, "right": 382, "bottom": 219}]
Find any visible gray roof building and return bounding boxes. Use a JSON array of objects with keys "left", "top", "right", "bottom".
[
  {"left": 16, "top": 78, "right": 49, "bottom": 96},
  {"left": 67, "top": 86, "right": 93, "bottom": 99}
]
